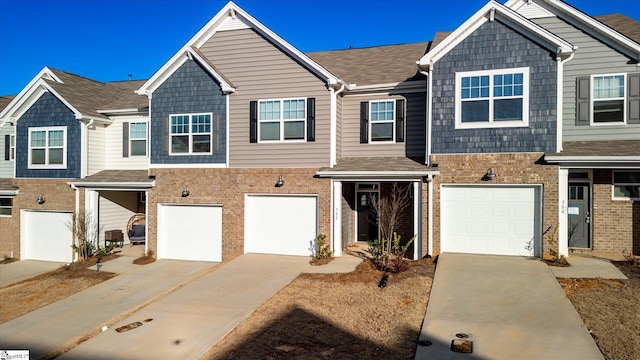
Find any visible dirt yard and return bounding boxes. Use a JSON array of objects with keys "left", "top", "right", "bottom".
[
  {"left": 558, "top": 261, "right": 640, "bottom": 360},
  {"left": 0, "top": 257, "right": 117, "bottom": 324},
  {"left": 202, "top": 258, "right": 436, "bottom": 359}
]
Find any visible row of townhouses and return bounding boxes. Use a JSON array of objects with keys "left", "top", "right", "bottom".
[{"left": 0, "top": 0, "right": 638, "bottom": 263}]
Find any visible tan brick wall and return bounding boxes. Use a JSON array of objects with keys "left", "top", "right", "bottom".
[
  {"left": 148, "top": 168, "right": 331, "bottom": 261},
  {"left": 0, "top": 179, "right": 77, "bottom": 259},
  {"left": 427, "top": 153, "right": 558, "bottom": 257},
  {"left": 592, "top": 169, "right": 639, "bottom": 254}
]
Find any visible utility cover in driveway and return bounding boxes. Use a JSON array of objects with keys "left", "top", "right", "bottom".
[
  {"left": 441, "top": 185, "right": 541, "bottom": 257},
  {"left": 244, "top": 195, "right": 317, "bottom": 256}
]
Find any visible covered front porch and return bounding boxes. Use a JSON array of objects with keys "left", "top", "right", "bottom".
[{"left": 317, "top": 157, "right": 438, "bottom": 259}]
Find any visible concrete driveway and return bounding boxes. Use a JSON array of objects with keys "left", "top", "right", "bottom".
[
  {"left": 415, "top": 253, "right": 603, "bottom": 360},
  {"left": 0, "top": 260, "right": 65, "bottom": 287}
]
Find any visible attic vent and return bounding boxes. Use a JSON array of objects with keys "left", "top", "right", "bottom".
[
  {"left": 218, "top": 12, "right": 250, "bottom": 32},
  {"left": 514, "top": 1, "right": 555, "bottom": 19}
]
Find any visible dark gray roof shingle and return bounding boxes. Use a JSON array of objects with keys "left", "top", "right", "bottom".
[
  {"left": 595, "top": 13, "right": 640, "bottom": 44},
  {"left": 547, "top": 141, "right": 640, "bottom": 157}
]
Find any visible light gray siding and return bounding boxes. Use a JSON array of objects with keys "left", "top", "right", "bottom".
[
  {"left": 199, "top": 28, "right": 332, "bottom": 168},
  {"left": 534, "top": 16, "right": 640, "bottom": 141},
  {"left": 341, "top": 92, "right": 426, "bottom": 158},
  {"left": 336, "top": 95, "right": 343, "bottom": 160},
  {"left": 0, "top": 126, "right": 14, "bottom": 178}
]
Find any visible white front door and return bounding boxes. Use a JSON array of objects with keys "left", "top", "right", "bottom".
[{"left": 441, "top": 185, "right": 541, "bottom": 257}]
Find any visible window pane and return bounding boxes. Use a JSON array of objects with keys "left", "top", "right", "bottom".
[
  {"left": 461, "top": 100, "right": 489, "bottom": 122},
  {"left": 371, "top": 123, "right": 393, "bottom": 141},
  {"left": 284, "top": 121, "right": 304, "bottom": 140},
  {"left": 31, "top": 131, "right": 45, "bottom": 147},
  {"left": 192, "top": 114, "right": 211, "bottom": 134},
  {"left": 494, "top": 98, "right": 523, "bottom": 121},
  {"left": 171, "top": 116, "right": 189, "bottom": 134},
  {"left": 613, "top": 185, "right": 640, "bottom": 199},
  {"left": 593, "top": 100, "right": 624, "bottom": 123},
  {"left": 49, "top": 148, "right": 64, "bottom": 164},
  {"left": 614, "top": 172, "right": 640, "bottom": 183},
  {"left": 0, "top": 198, "right": 12, "bottom": 207},
  {"left": 371, "top": 101, "right": 394, "bottom": 122},
  {"left": 260, "top": 122, "right": 280, "bottom": 141},
  {"left": 259, "top": 100, "right": 280, "bottom": 120},
  {"left": 130, "top": 123, "right": 147, "bottom": 139},
  {"left": 171, "top": 135, "right": 189, "bottom": 153},
  {"left": 0, "top": 208, "right": 11, "bottom": 216},
  {"left": 48, "top": 130, "right": 64, "bottom": 146},
  {"left": 462, "top": 76, "right": 489, "bottom": 100},
  {"left": 131, "top": 140, "right": 147, "bottom": 156},
  {"left": 32, "top": 149, "right": 46, "bottom": 164},
  {"left": 192, "top": 135, "right": 211, "bottom": 153},
  {"left": 283, "top": 99, "right": 305, "bottom": 119},
  {"left": 594, "top": 75, "right": 624, "bottom": 99}
]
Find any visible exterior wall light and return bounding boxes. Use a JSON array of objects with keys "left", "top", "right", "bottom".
[
  {"left": 36, "top": 194, "right": 45, "bottom": 204},
  {"left": 482, "top": 168, "right": 497, "bottom": 181},
  {"left": 181, "top": 186, "right": 190, "bottom": 197},
  {"left": 275, "top": 175, "right": 284, "bottom": 187}
]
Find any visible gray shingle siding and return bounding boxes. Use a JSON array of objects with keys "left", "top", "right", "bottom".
[
  {"left": 431, "top": 20, "right": 558, "bottom": 154},
  {"left": 150, "top": 59, "right": 227, "bottom": 164},
  {"left": 16, "top": 92, "right": 81, "bottom": 178}
]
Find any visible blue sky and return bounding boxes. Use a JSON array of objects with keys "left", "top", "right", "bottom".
[{"left": 0, "top": 0, "right": 638, "bottom": 96}]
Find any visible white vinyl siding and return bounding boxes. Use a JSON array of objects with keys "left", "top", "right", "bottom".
[
  {"left": 0, "top": 126, "right": 14, "bottom": 178},
  {"left": 98, "top": 191, "right": 138, "bottom": 244},
  {"left": 200, "top": 28, "right": 331, "bottom": 167},
  {"left": 87, "top": 124, "right": 105, "bottom": 176},
  {"left": 28, "top": 126, "right": 66, "bottom": 169},
  {"left": 105, "top": 116, "right": 149, "bottom": 170}
]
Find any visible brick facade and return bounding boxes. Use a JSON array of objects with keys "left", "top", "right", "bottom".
[
  {"left": 148, "top": 167, "right": 331, "bottom": 261},
  {"left": 427, "top": 153, "right": 558, "bottom": 257}
]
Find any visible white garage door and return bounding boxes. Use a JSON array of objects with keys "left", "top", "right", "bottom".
[
  {"left": 157, "top": 204, "right": 222, "bottom": 262},
  {"left": 441, "top": 185, "right": 541, "bottom": 257},
  {"left": 21, "top": 210, "right": 73, "bottom": 262},
  {"left": 245, "top": 195, "right": 317, "bottom": 256}
]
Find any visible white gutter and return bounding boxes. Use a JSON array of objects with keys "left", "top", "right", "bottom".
[
  {"left": 545, "top": 156, "right": 640, "bottom": 162},
  {"left": 316, "top": 170, "right": 439, "bottom": 178},
  {"left": 81, "top": 119, "right": 94, "bottom": 178},
  {"left": 556, "top": 51, "right": 575, "bottom": 152},
  {"left": 66, "top": 181, "right": 155, "bottom": 188},
  {"left": 330, "top": 84, "right": 345, "bottom": 167},
  {"left": 419, "top": 67, "right": 432, "bottom": 165}
]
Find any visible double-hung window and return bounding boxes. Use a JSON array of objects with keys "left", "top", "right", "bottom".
[
  {"left": 456, "top": 68, "right": 529, "bottom": 128},
  {"left": 370, "top": 100, "right": 395, "bottom": 142},
  {"left": 612, "top": 171, "right": 640, "bottom": 200},
  {"left": 9, "top": 134, "right": 15, "bottom": 160},
  {"left": 592, "top": 74, "right": 625, "bottom": 124},
  {"left": 28, "top": 127, "right": 66, "bottom": 168},
  {"left": 129, "top": 122, "right": 147, "bottom": 156},
  {"left": 170, "top": 113, "right": 212, "bottom": 155},
  {"left": 258, "top": 98, "right": 306, "bottom": 142},
  {"left": 0, "top": 196, "right": 12, "bottom": 216}
]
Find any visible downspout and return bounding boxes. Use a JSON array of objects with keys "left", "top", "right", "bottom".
[
  {"left": 81, "top": 119, "right": 94, "bottom": 179},
  {"left": 330, "top": 83, "right": 345, "bottom": 167},
  {"left": 419, "top": 68, "right": 432, "bottom": 166},
  {"left": 556, "top": 51, "right": 574, "bottom": 153}
]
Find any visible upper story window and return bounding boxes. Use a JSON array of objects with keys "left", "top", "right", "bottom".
[
  {"left": 612, "top": 171, "right": 640, "bottom": 200},
  {"left": 359, "top": 99, "right": 405, "bottom": 144},
  {"left": 170, "top": 113, "right": 212, "bottom": 155},
  {"left": 28, "top": 126, "right": 66, "bottom": 169},
  {"left": 259, "top": 98, "right": 306, "bottom": 142},
  {"left": 592, "top": 74, "right": 625, "bottom": 124},
  {"left": 9, "top": 134, "right": 14, "bottom": 160},
  {"left": 576, "top": 73, "right": 640, "bottom": 126},
  {"left": 0, "top": 196, "right": 12, "bottom": 216},
  {"left": 129, "top": 122, "right": 147, "bottom": 156},
  {"left": 455, "top": 68, "right": 529, "bottom": 129}
]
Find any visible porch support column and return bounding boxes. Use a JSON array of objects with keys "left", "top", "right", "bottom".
[
  {"left": 85, "top": 189, "right": 99, "bottom": 247},
  {"left": 413, "top": 181, "right": 421, "bottom": 260},
  {"left": 332, "top": 180, "right": 343, "bottom": 256},
  {"left": 558, "top": 167, "right": 569, "bottom": 257}
]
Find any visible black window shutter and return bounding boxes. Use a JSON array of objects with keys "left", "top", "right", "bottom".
[
  {"left": 162, "top": 116, "right": 170, "bottom": 155},
  {"left": 250, "top": 101, "right": 258, "bottom": 143},
  {"left": 396, "top": 99, "right": 405, "bottom": 143},
  {"left": 4, "top": 134, "right": 9, "bottom": 161},
  {"left": 122, "top": 122, "right": 129, "bottom": 157},
  {"left": 306, "top": 97, "right": 315, "bottom": 142},
  {"left": 628, "top": 73, "right": 640, "bottom": 124},
  {"left": 213, "top": 114, "right": 222, "bottom": 154},
  {"left": 360, "top": 101, "right": 369, "bottom": 144},
  {"left": 575, "top": 76, "right": 590, "bottom": 126}
]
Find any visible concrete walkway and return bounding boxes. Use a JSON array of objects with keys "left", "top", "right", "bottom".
[
  {"left": 60, "top": 254, "right": 362, "bottom": 360},
  {"left": 0, "top": 260, "right": 65, "bottom": 288},
  {"left": 0, "top": 256, "right": 215, "bottom": 359},
  {"left": 415, "top": 254, "right": 603, "bottom": 360},
  {"left": 549, "top": 255, "right": 627, "bottom": 279}
]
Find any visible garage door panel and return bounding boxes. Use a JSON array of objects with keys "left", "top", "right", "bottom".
[
  {"left": 157, "top": 205, "right": 222, "bottom": 262},
  {"left": 21, "top": 210, "right": 73, "bottom": 262},
  {"left": 245, "top": 195, "right": 317, "bottom": 256},
  {"left": 441, "top": 185, "right": 541, "bottom": 257}
]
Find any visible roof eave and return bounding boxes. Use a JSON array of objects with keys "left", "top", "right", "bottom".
[
  {"left": 545, "top": 155, "right": 640, "bottom": 163},
  {"left": 67, "top": 180, "right": 155, "bottom": 189},
  {"left": 315, "top": 170, "right": 439, "bottom": 179}
]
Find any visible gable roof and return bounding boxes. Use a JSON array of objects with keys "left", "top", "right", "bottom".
[
  {"left": 419, "top": 1, "right": 575, "bottom": 69},
  {"left": 0, "top": 95, "right": 15, "bottom": 113},
  {"left": 307, "top": 42, "right": 430, "bottom": 88},
  {"left": 137, "top": 1, "right": 341, "bottom": 97},
  {"left": 0, "top": 67, "right": 147, "bottom": 124},
  {"left": 595, "top": 14, "right": 640, "bottom": 44}
]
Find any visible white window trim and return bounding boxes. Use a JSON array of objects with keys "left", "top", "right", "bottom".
[
  {"left": 455, "top": 67, "right": 530, "bottom": 129},
  {"left": 169, "top": 113, "right": 213, "bottom": 156},
  {"left": 129, "top": 121, "right": 148, "bottom": 157},
  {"left": 9, "top": 134, "right": 15, "bottom": 160},
  {"left": 27, "top": 126, "right": 67, "bottom": 169},
  {"left": 590, "top": 73, "right": 627, "bottom": 126},
  {"left": 258, "top": 97, "right": 307, "bottom": 143},
  {"left": 0, "top": 196, "right": 12, "bottom": 217},
  {"left": 611, "top": 170, "right": 640, "bottom": 200},
  {"left": 369, "top": 100, "right": 396, "bottom": 143}
]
